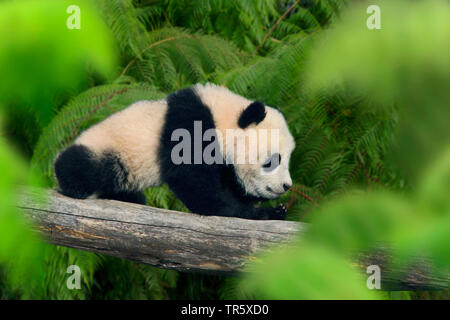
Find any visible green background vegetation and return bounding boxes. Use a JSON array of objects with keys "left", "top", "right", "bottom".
[{"left": 0, "top": 0, "right": 448, "bottom": 299}]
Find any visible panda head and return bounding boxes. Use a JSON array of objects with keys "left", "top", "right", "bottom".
[{"left": 227, "top": 101, "right": 295, "bottom": 200}]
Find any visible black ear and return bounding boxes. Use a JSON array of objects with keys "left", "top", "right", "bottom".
[{"left": 238, "top": 101, "right": 266, "bottom": 128}]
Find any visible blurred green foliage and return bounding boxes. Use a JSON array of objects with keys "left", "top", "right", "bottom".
[
  {"left": 0, "top": 0, "right": 448, "bottom": 299},
  {"left": 306, "top": 0, "right": 450, "bottom": 182},
  {"left": 0, "top": 0, "right": 117, "bottom": 124},
  {"left": 234, "top": 0, "right": 450, "bottom": 299},
  {"left": 0, "top": 136, "right": 47, "bottom": 298},
  {"left": 243, "top": 244, "right": 379, "bottom": 299},
  {"left": 0, "top": 0, "right": 117, "bottom": 298},
  {"left": 241, "top": 153, "right": 449, "bottom": 298}
]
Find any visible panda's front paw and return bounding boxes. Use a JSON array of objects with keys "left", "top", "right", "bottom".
[{"left": 268, "top": 204, "right": 287, "bottom": 220}]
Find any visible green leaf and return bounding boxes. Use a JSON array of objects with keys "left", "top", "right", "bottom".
[
  {"left": 0, "top": 0, "right": 117, "bottom": 124},
  {"left": 242, "top": 244, "right": 380, "bottom": 300},
  {"left": 0, "top": 137, "right": 47, "bottom": 297}
]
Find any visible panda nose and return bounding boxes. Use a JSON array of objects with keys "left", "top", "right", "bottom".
[{"left": 283, "top": 183, "right": 291, "bottom": 192}]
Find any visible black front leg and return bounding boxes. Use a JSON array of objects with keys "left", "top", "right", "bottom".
[
  {"left": 253, "top": 204, "right": 287, "bottom": 220},
  {"left": 167, "top": 177, "right": 286, "bottom": 220},
  {"left": 189, "top": 197, "right": 287, "bottom": 220},
  {"left": 163, "top": 162, "right": 287, "bottom": 220}
]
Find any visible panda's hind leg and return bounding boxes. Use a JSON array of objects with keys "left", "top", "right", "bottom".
[
  {"left": 54, "top": 145, "right": 137, "bottom": 204},
  {"left": 54, "top": 145, "right": 101, "bottom": 199}
]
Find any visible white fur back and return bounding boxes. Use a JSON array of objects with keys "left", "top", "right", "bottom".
[{"left": 75, "top": 99, "right": 168, "bottom": 190}]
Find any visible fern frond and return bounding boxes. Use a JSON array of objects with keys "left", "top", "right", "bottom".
[
  {"left": 96, "top": 0, "right": 149, "bottom": 57},
  {"left": 122, "top": 27, "right": 244, "bottom": 91}
]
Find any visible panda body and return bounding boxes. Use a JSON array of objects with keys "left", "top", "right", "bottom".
[{"left": 54, "top": 83, "right": 295, "bottom": 220}]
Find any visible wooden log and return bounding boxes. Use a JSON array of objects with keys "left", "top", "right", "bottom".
[
  {"left": 17, "top": 187, "right": 303, "bottom": 273},
  {"left": 17, "top": 187, "right": 448, "bottom": 290}
]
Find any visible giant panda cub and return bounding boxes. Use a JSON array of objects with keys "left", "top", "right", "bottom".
[{"left": 54, "top": 83, "right": 295, "bottom": 220}]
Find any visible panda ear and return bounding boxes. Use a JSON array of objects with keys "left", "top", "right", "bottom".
[{"left": 238, "top": 101, "right": 266, "bottom": 128}]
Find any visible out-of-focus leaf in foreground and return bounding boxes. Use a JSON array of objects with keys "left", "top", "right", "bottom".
[
  {"left": 238, "top": 0, "right": 449, "bottom": 299},
  {"left": 306, "top": 0, "right": 450, "bottom": 105},
  {"left": 0, "top": 0, "right": 118, "bottom": 298},
  {"left": 243, "top": 244, "right": 380, "bottom": 300},
  {"left": 0, "top": 135, "right": 47, "bottom": 297},
  {"left": 305, "top": 0, "right": 450, "bottom": 181},
  {"left": 394, "top": 148, "right": 450, "bottom": 269},
  {"left": 0, "top": 0, "right": 117, "bottom": 124},
  {"left": 305, "top": 192, "right": 413, "bottom": 254}
]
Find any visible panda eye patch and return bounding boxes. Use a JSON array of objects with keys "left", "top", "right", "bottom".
[{"left": 262, "top": 153, "right": 281, "bottom": 171}]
